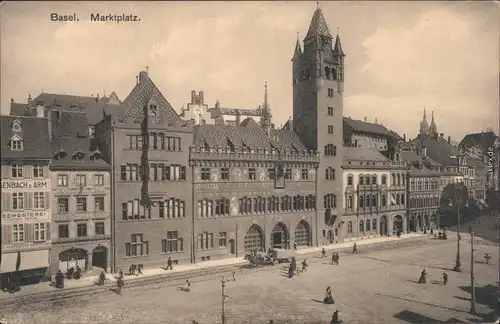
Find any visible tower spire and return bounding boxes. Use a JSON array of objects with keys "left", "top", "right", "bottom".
[
  {"left": 259, "top": 82, "right": 272, "bottom": 135},
  {"left": 292, "top": 32, "right": 302, "bottom": 61},
  {"left": 333, "top": 28, "right": 345, "bottom": 56},
  {"left": 304, "top": 4, "right": 332, "bottom": 40},
  {"left": 429, "top": 110, "right": 438, "bottom": 136}
]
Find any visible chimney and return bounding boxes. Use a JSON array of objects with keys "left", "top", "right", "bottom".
[
  {"left": 403, "top": 134, "right": 406, "bottom": 142},
  {"left": 191, "top": 90, "right": 196, "bottom": 104},
  {"left": 36, "top": 105, "right": 44, "bottom": 118},
  {"left": 138, "top": 71, "right": 148, "bottom": 83},
  {"left": 447, "top": 136, "right": 451, "bottom": 144},
  {"left": 10, "top": 98, "right": 14, "bottom": 104},
  {"left": 28, "top": 93, "right": 32, "bottom": 104},
  {"left": 287, "top": 116, "right": 293, "bottom": 131},
  {"left": 47, "top": 108, "right": 52, "bottom": 140},
  {"left": 364, "top": 117, "right": 367, "bottom": 122},
  {"left": 136, "top": 76, "right": 139, "bottom": 85},
  {"left": 422, "top": 146, "right": 427, "bottom": 157},
  {"left": 215, "top": 100, "right": 220, "bottom": 109},
  {"left": 199, "top": 91, "right": 204, "bottom": 105}
]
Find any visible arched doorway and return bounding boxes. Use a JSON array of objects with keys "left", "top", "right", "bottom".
[
  {"left": 92, "top": 245, "right": 108, "bottom": 272},
  {"left": 271, "top": 222, "right": 289, "bottom": 249},
  {"left": 244, "top": 225, "right": 264, "bottom": 252},
  {"left": 393, "top": 215, "right": 403, "bottom": 232},
  {"left": 229, "top": 239, "right": 235, "bottom": 254},
  {"left": 380, "top": 216, "right": 388, "bottom": 236},
  {"left": 294, "top": 220, "right": 311, "bottom": 246},
  {"left": 59, "top": 248, "right": 88, "bottom": 272}
]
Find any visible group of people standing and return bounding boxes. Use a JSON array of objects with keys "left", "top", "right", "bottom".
[{"left": 418, "top": 269, "right": 448, "bottom": 285}]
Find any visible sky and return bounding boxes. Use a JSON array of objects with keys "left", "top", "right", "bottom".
[{"left": 1, "top": 1, "right": 498, "bottom": 142}]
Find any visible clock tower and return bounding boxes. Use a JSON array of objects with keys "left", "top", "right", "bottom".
[{"left": 292, "top": 6, "right": 345, "bottom": 243}]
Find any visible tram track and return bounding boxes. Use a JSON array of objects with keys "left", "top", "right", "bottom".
[{"left": 0, "top": 235, "right": 438, "bottom": 308}]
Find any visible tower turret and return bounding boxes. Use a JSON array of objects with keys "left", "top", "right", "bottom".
[{"left": 429, "top": 111, "right": 438, "bottom": 137}]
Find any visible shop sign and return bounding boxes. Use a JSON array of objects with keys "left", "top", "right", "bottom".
[
  {"left": 2, "top": 241, "right": 51, "bottom": 250},
  {"left": 2, "top": 211, "right": 48, "bottom": 221},
  {"left": 1, "top": 180, "right": 49, "bottom": 190}
]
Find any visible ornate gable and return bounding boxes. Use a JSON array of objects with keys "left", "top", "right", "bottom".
[
  {"left": 12, "top": 119, "right": 22, "bottom": 132},
  {"left": 122, "top": 71, "right": 180, "bottom": 121}
]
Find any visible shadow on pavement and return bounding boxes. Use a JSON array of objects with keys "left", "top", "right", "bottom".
[
  {"left": 311, "top": 298, "right": 324, "bottom": 304},
  {"left": 406, "top": 279, "right": 420, "bottom": 284},
  {"left": 376, "top": 293, "right": 467, "bottom": 313},
  {"left": 360, "top": 256, "right": 454, "bottom": 272},
  {"left": 455, "top": 284, "right": 499, "bottom": 322},
  {"left": 393, "top": 310, "right": 466, "bottom": 323}
]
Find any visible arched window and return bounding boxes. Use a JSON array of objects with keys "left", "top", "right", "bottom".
[
  {"left": 359, "top": 195, "right": 364, "bottom": 208},
  {"left": 371, "top": 175, "right": 377, "bottom": 185},
  {"left": 410, "top": 180, "right": 415, "bottom": 191},
  {"left": 372, "top": 195, "right": 377, "bottom": 207},
  {"left": 395, "top": 153, "right": 400, "bottom": 162},
  {"left": 397, "top": 174, "right": 401, "bottom": 186},
  {"left": 366, "top": 220, "right": 371, "bottom": 231},
  {"left": 359, "top": 175, "right": 364, "bottom": 185},
  {"left": 347, "top": 175, "right": 353, "bottom": 186},
  {"left": 372, "top": 219, "right": 377, "bottom": 232},
  {"left": 365, "top": 194, "right": 371, "bottom": 207},
  {"left": 396, "top": 193, "right": 400, "bottom": 205},
  {"left": 347, "top": 221, "right": 353, "bottom": 234},
  {"left": 401, "top": 193, "right": 405, "bottom": 205},
  {"left": 365, "top": 176, "right": 371, "bottom": 185},
  {"left": 382, "top": 175, "right": 387, "bottom": 185},
  {"left": 347, "top": 196, "right": 353, "bottom": 209},
  {"left": 381, "top": 195, "right": 387, "bottom": 207},
  {"left": 359, "top": 220, "right": 364, "bottom": 233},
  {"left": 402, "top": 175, "right": 405, "bottom": 186},
  {"left": 392, "top": 174, "right": 396, "bottom": 186}
]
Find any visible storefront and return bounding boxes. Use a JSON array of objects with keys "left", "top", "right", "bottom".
[{"left": 0, "top": 250, "right": 50, "bottom": 289}]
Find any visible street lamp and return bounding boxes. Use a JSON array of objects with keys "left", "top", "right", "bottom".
[
  {"left": 470, "top": 230, "right": 476, "bottom": 314},
  {"left": 450, "top": 153, "right": 465, "bottom": 272},
  {"left": 221, "top": 276, "right": 227, "bottom": 324}
]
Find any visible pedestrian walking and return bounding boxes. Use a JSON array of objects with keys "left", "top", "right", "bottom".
[
  {"left": 334, "top": 253, "right": 339, "bottom": 265},
  {"left": 321, "top": 247, "right": 326, "bottom": 258},
  {"left": 352, "top": 243, "right": 358, "bottom": 254},
  {"left": 137, "top": 264, "right": 143, "bottom": 275},
  {"left": 418, "top": 269, "right": 427, "bottom": 284},
  {"left": 166, "top": 257, "right": 173, "bottom": 270},
  {"left": 293, "top": 242, "right": 298, "bottom": 251},
  {"left": 232, "top": 271, "right": 236, "bottom": 282},
  {"left": 442, "top": 272, "right": 448, "bottom": 285},
  {"left": 185, "top": 279, "right": 192, "bottom": 292},
  {"left": 331, "top": 252, "right": 335, "bottom": 265}
]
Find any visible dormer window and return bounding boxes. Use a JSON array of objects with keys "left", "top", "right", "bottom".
[
  {"left": 9, "top": 135, "right": 23, "bottom": 151},
  {"left": 88, "top": 126, "right": 95, "bottom": 138},
  {"left": 12, "top": 120, "right": 22, "bottom": 132},
  {"left": 72, "top": 152, "right": 85, "bottom": 161}
]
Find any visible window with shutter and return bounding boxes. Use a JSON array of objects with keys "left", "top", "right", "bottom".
[
  {"left": 46, "top": 222, "right": 51, "bottom": 240},
  {"left": 2, "top": 193, "right": 11, "bottom": 211},
  {"left": 26, "top": 192, "right": 34, "bottom": 209},
  {"left": 44, "top": 193, "right": 50, "bottom": 209}
]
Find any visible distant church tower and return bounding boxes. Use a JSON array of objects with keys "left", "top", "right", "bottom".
[
  {"left": 428, "top": 111, "right": 438, "bottom": 137},
  {"left": 258, "top": 82, "right": 272, "bottom": 135},
  {"left": 419, "top": 108, "right": 430, "bottom": 137},
  {"left": 292, "top": 5, "right": 345, "bottom": 240}
]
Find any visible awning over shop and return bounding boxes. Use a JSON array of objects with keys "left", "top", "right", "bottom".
[{"left": 0, "top": 250, "right": 49, "bottom": 274}]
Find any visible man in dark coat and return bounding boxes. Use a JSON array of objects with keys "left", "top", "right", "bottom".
[{"left": 166, "top": 257, "right": 173, "bottom": 270}]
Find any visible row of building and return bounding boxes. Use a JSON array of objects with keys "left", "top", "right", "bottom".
[{"left": 1, "top": 7, "right": 498, "bottom": 288}]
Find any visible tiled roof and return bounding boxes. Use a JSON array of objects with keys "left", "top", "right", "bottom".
[
  {"left": 408, "top": 165, "right": 440, "bottom": 177},
  {"left": 305, "top": 8, "right": 333, "bottom": 40},
  {"left": 343, "top": 146, "right": 390, "bottom": 162},
  {"left": 10, "top": 103, "right": 30, "bottom": 116},
  {"left": 400, "top": 151, "right": 421, "bottom": 163},
  {"left": 409, "top": 135, "right": 458, "bottom": 166},
  {"left": 0, "top": 116, "right": 52, "bottom": 160},
  {"left": 214, "top": 107, "right": 260, "bottom": 117},
  {"left": 193, "top": 124, "right": 306, "bottom": 151},
  {"left": 389, "top": 130, "right": 404, "bottom": 141},
  {"left": 343, "top": 117, "right": 393, "bottom": 137},
  {"left": 86, "top": 102, "right": 123, "bottom": 125},
  {"left": 50, "top": 137, "right": 109, "bottom": 170},
  {"left": 32, "top": 93, "right": 100, "bottom": 109},
  {"left": 240, "top": 117, "right": 260, "bottom": 128},
  {"left": 459, "top": 131, "right": 498, "bottom": 151},
  {"left": 122, "top": 71, "right": 180, "bottom": 121},
  {"left": 50, "top": 111, "right": 89, "bottom": 138}
]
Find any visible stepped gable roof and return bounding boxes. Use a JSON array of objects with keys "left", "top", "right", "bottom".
[
  {"left": 343, "top": 146, "right": 389, "bottom": 162},
  {"left": 410, "top": 134, "right": 458, "bottom": 166},
  {"left": 343, "top": 117, "right": 393, "bottom": 137},
  {"left": 122, "top": 71, "right": 180, "bottom": 121},
  {"left": 50, "top": 111, "right": 88, "bottom": 138},
  {"left": 0, "top": 116, "right": 52, "bottom": 159},
  {"left": 459, "top": 131, "right": 498, "bottom": 151},
  {"left": 305, "top": 8, "right": 333, "bottom": 40},
  {"left": 50, "top": 137, "right": 109, "bottom": 170}
]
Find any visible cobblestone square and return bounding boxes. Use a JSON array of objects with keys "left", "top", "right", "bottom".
[{"left": 1, "top": 235, "right": 498, "bottom": 324}]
